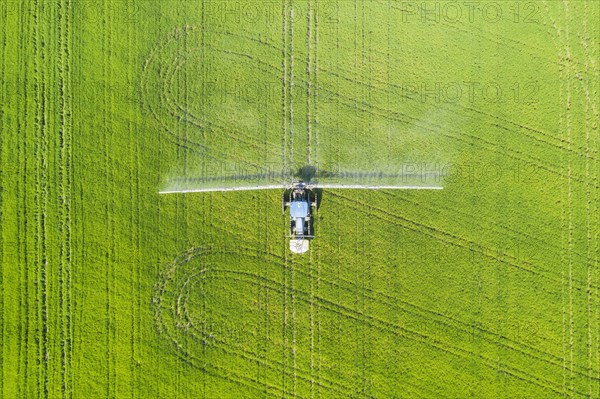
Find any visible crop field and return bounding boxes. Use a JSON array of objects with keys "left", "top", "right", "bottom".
[{"left": 1, "top": 0, "right": 599, "bottom": 398}]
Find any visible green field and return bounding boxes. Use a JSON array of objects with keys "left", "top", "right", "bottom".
[{"left": 1, "top": 1, "right": 600, "bottom": 398}]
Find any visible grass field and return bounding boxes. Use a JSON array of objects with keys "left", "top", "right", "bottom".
[{"left": 1, "top": 1, "right": 599, "bottom": 398}]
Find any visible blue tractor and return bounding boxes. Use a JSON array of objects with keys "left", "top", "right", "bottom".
[{"left": 283, "top": 184, "right": 317, "bottom": 254}]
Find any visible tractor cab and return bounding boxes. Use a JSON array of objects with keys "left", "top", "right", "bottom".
[{"left": 283, "top": 185, "right": 317, "bottom": 254}]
